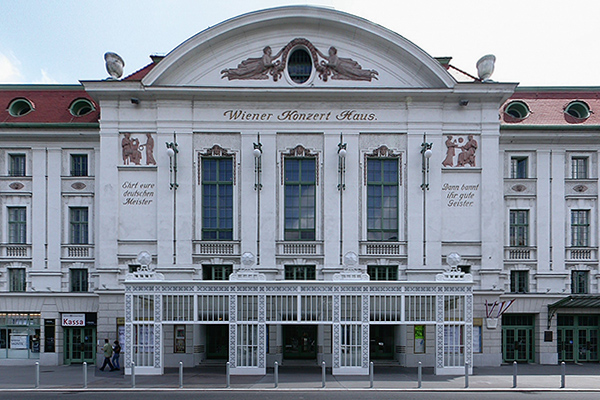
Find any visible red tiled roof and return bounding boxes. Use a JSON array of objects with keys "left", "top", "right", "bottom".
[
  {"left": 123, "top": 62, "right": 157, "bottom": 81},
  {"left": 0, "top": 87, "right": 99, "bottom": 125},
  {"left": 501, "top": 90, "right": 600, "bottom": 126}
]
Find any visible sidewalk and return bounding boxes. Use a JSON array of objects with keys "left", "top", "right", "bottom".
[{"left": 0, "top": 363, "right": 599, "bottom": 391}]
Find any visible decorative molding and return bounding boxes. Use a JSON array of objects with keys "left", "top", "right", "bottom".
[
  {"left": 221, "top": 38, "right": 378, "bottom": 82},
  {"left": 573, "top": 184, "right": 588, "bottom": 193},
  {"left": 9, "top": 182, "right": 24, "bottom": 190},
  {"left": 363, "top": 146, "right": 402, "bottom": 186},
  {"left": 198, "top": 145, "right": 237, "bottom": 186},
  {"left": 511, "top": 184, "right": 527, "bottom": 192}
]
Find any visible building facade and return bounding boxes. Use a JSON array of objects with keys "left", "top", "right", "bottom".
[{"left": 0, "top": 6, "right": 598, "bottom": 373}]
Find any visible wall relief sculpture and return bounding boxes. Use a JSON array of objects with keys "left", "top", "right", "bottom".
[
  {"left": 122, "top": 133, "right": 156, "bottom": 166},
  {"left": 442, "top": 135, "right": 478, "bottom": 168},
  {"left": 221, "top": 38, "right": 378, "bottom": 82}
]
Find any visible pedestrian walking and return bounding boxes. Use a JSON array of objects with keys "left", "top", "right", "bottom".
[
  {"left": 112, "top": 340, "right": 121, "bottom": 370},
  {"left": 99, "top": 338, "right": 115, "bottom": 371}
]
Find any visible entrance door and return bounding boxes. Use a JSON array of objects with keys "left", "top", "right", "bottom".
[
  {"left": 64, "top": 327, "right": 96, "bottom": 364},
  {"left": 206, "top": 325, "right": 228, "bottom": 359},
  {"left": 502, "top": 314, "right": 534, "bottom": 363},
  {"left": 558, "top": 315, "right": 599, "bottom": 362},
  {"left": 283, "top": 325, "right": 317, "bottom": 359},
  {"left": 370, "top": 325, "right": 394, "bottom": 359}
]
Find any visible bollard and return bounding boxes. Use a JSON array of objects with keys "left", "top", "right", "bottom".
[
  {"left": 321, "top": 361, "right": 326, "bottom": 388},
  {"left": 417, "top": 361, "right": 422, "bottom": 388},
  {"left": 226, "top": 361, "right": 230, "bottom": 388},
  {"left": 369, "top": 361, "right": 374, "bottom": 388},
  {"left": 35, "top": 361, "right": 40, "bottom": 389},
  {"left": 464, "top": 361, "right": 469, "bottom": 388},
  {"left": 83, "top": 362, "right": 88, "bottom": 389},
  {"left": 560, "top": 361, "right": 565, "bottom": 388},
  {"left": 512, "top": 361, "right": 517, "bottom": 388},
  {"left": 131, "top": 361, "right": 136, "bottom": 388},
  {"left": 179, "top": 361, "right": 183, "bottom": 389},
  {"left": 274, "top": 361, "right": 279, "bottom": 388}
]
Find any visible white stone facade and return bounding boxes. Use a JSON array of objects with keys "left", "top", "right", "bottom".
[{"left": 1, "top": 6, "right": 598, "bottom": 372}]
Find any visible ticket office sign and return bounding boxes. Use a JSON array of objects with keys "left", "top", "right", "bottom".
[{"left": 62, "top": 314, "right": 86, "bottom": 327}]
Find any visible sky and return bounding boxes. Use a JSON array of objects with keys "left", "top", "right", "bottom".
[{"left": 1, "top": 0, "right": 599, "bottom": 87}]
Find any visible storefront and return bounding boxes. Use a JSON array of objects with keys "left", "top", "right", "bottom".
[{"left": 0, "top": 313, "right": 41, "bottom": 360}]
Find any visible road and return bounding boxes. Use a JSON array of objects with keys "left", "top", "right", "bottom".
[{"left": 1, "top": 391, "right": 600, "bottom": 400}]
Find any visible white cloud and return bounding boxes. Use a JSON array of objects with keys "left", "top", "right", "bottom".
[
  {"left": 35, "top": 69, "right": 58, "bottom": 84},
  {"left": 0, "top": 51, "right": 24, "bottom": 83}
]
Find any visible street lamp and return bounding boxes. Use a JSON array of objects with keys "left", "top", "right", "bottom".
[
  {"left": 420, "top": 140, "right": 433, "bottom": 190},
  {"left": 166, "top": 142, "right": 178, "bottom": 190},
  {"left": 338, "top": 141, "right": 347, "bottom": 190},
  {"left": 253, "top": 142, "right": 262, "bottom": 190}
]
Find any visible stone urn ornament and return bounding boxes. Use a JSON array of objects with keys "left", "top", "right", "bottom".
[{"left": 476, "top": 54, "right": 496, "bottom": 82}]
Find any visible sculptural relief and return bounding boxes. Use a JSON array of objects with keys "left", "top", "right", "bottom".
[
  {"left": 121, "top": 133, "right": 156, "bottom": 166},
  {"left": 221, "top": 38, "right": 378, "bottom": 82},
  {"left": 442, "top": 135, "right": 478, "bottom": 168}
]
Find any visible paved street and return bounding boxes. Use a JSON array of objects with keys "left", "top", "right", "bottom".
[
  {"left": 1, "top": 391, "right": 600, "bottom": 400},
  {"left": 0, "top": 363, "right": 599, "bottom": 394}
]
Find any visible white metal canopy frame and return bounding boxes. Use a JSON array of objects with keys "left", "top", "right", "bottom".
[{"left": 124, "top": 275, "right": 473, "bottom": 376}]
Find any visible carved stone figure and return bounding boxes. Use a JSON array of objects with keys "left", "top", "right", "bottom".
[
  {"left": 122, "top": 133, "right": 132, "bottom": 165},
  {"left": 144, "top": 133, "right": 156, "bottom": 165},
  {"left": 221, "top": 46, "right": 283, "bottom": 80},
  {"left": 104, "top": 52, "right": 124, "bottom": 79},
  {"left": 442, "top": 135, "right": 457, "bottom": 167},
  {"left": 122, "top": 133, "right": 142, "bottom": 165},
  {"left": 318, "top": 46, "right": 378, "bottom": 81},
  {"left": 220, "top": 38, "right": 379, "bottom": 83},
  {"left": 457, "top": 135, "right": 478, "bottom": 167}
]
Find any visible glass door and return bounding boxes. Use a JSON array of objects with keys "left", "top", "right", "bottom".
[
  {"left": 502, "top": 314, "right": 534, "bottom": 363},
  {"left": 283, "top": 325, "right": 317, "bottom": 359},
  {"left": 64, "top": 327, "right": 96, "bottom": 364}
]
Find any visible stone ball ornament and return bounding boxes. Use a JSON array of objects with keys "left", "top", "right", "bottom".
[
  {"left": 343, "top": 251, "right": 359, "bottom": 267},
  {"left": 136, "top": 251, "right": 152, "bottom": 268},
  {"left": 241, "top": 252, "right": 256, "bottom": 268},
  {"left": 104, "top": 52, "right": 125, "bottom": 79},
  {"left": 446, "top": 252, "right": 461, "bottom": 267}
]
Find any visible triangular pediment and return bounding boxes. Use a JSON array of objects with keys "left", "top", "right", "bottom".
[{"left": 143, "top": 6, "right": 456, "bottom": 89}]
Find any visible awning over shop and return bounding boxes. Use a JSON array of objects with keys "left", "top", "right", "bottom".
[{"left": 547, "top": 295, "right": 600, "bottom": 328}]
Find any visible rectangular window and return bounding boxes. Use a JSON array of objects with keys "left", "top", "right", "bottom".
[
  {"left": 509, "top": 210, "right": 528, "bottom": 247},
  {"left": 284, "top": 158, "right": 316, "bottom": 241},
  {"left": 284, "top": 265, "right": 316, "bottom": 280},
  {"left": 202, "top": 265, "right": 233, "bottom": 281},
  {"left": 571, "top": 270, "right": 589, "bottom": 294},
  {"left": 8, "top": 207, "right": 26, "bottom": 244},
  {"left": 571, "top": 210, "right": 589, "bottom": 247},
  {"left": 367, "top": 158, "right": 398, "bottom": 241},
  {"left": 70, "top": 269, "right": 88, "bottom": 292},
  {"left": 9, "top": 154, "right": 26, "bottom": 177},
  {"left": 367, "top": 265, "right": 398, "bottom": 281},
  {"left": 69, "top": 207, "right": 89, "bottom": 244},
  {"left": 571, "top": 156, "right": 588, "bottom": 179},
  {"left": 510, "top": 157, "right": 527, "bottom": 179},
  {"left": 9, "top": 268, "right": 26, "bottom": 292},
  {"left": 70, "top": 154, "right": 88, "bottom": 177},
  {"left": 202, "top": 158, "right": 233, "bottom": 240},
  {"left": 510, "top": 270, "right": 529, "bottom": 293}
]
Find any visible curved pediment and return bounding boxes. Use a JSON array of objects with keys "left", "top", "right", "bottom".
[{"left": 143, "top": 6, "right": 456, "bottom": 89}]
